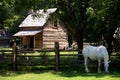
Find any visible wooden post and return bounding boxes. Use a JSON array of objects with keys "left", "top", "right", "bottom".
[
  {"left": 1, "top": 51, "right": 5, "bottom": 60},
  {"left": 12, "top": 41, "right": 17, "bottom": 71},
  {"left": 55, "top": 41, "right": 60, "bottom": 71}
]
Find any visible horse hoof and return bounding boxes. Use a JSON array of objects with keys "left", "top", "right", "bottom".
[
  {"left": 98, "top": 71, "right": 101, "bottom": 73},
  {"left": 86, "top": 70, "right": 90, "bottom": 73}
]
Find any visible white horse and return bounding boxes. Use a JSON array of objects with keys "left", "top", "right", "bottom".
[{"left": 82, "top": 45, "right": 110, "bottom": 73}]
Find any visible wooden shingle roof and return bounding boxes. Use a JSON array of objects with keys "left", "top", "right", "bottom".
[
  {"left": 19, "top": 8, "right": 57, "bottom": 27},
  {"left": 13, "top": 30, "right": 42, "bottom": 36}
]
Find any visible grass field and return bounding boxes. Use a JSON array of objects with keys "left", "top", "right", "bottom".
[
  {"left": 0, "top": 64, "right": 120, "bottom": 80},
  {"left": 0, "top": 48, "right": 120, "bottom": 80}
]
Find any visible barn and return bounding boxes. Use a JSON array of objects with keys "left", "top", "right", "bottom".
[
  {"left": 0, "top": 29, "right": 12, "bottom": 47},
  {"left": 13, "top": 8, "right": 68, "bottom": 50}
]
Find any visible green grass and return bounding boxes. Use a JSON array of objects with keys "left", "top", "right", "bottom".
[
  {"left": 0, "top": 48, "right": 12, "bottom": 50},
  {"left": 0, "top": 65, "right": 120, "bottom": 80},
  {"left": 0, "top": 72, "right": 119, "bottom": 80},
  {"left": 0, "top": 71, "right": 119, "bottom": 80}
]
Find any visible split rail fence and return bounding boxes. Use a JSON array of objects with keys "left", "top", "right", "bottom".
[
  {"left": 0, "top": 42, "right": 120, "bottom": 71},
  {"left": 0, "top": 42, "right": 83, "bottom": 71}
]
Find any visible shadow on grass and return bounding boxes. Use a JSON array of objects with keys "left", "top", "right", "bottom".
[
  {"left": 52, "top": 65, "right": 120, "bottom": 78},
  {"left": 0, "top": 64, "right": 120, "bottom": 78}
]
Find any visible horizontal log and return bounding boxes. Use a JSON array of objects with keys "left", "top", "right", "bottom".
[
  {"left": 43, "top": 40, "right": 67, "bottom": 42},
  {"left": 0, "top": 50, "right": 13, "bottom": 52},
  {"left": 17, "top": 63, "right": 55, "bottom": 66},
  {"left": 43, "top": 36, "right": 67, "bottom": 39},
  {"left": 60, "top": 54, "right": 82, "bottom": 56},
  {"left": 17, "top": 55, "right": 55, "bottom": 57},
  {"left": 43, "top": 34, "right": 67, "bottom": 37}
]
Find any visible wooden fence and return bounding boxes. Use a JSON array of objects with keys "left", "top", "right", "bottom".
[
  {"left": 0, "top": 41, "right": 82, "bottom": 71},
  {"left": 0, "top": 41, "right": 120, "bottom": 71}
]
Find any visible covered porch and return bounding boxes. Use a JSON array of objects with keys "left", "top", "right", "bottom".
[{"left": 13, "top": 30, "right": 43, "bottom": 50}]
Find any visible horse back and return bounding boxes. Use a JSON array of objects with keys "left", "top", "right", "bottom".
[{"left": 82, "top": 45, "right": 108, "bottom": 60}]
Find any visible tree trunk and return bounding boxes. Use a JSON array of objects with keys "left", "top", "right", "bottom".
[
  {"left": 104, "top": 22, "right": 117, "bottom": 57},
  {"left": 106, "top": 37, "right": 113, "bottom": 57},
  {"left": 76, "top": 0, "right": 88, "bottom": 61},
  {"left": 76, "top": 28, "right": 83, "bottom": 60},
  {"left": 68, "top": 35, "right": 73, "bottom": 47}
]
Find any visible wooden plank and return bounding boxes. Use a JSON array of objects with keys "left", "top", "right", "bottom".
[
  {"left": 43, "top": 42, "right": 67, "bottom": 45},
  {"left": 17, "top": 55, "right": 55, "bottom": 57},
  {"left": 43, "top": 33, "right": 66, "bottom": 36},
  {"left": 43, "top": 36, "right": 67, "bottom": 39},
  {"left": 0, "top": 50, "right": 13, "bottom": 52},
  {"left": 60, "top": 54, "right": 82, "bottom": 56},
  {"left": 43, "top": 40, "right": 67, "bottom": 42},
  {"left": 55, "top": 42, "right": 60, "bottom": 71},
  {"left": 17, "top": 63, "right": 55, "bottom": 66}
]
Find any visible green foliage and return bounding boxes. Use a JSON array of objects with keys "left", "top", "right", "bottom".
[
  {"left": 0, "top": 0, "right": 57, "bottom": 34},
  {"left": 83, "top": 0, "right": 120, "bottom": 43},
  {"left": 0, "top": 0, "right": 15, "bottom": 28}
]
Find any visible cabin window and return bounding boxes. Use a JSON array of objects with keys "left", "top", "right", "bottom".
[
  {"left": 54, "top": 20, "right": 57, "bottom": 27},
  {"left": 52, "top": 19, "right": 58, "bottom": 29}
]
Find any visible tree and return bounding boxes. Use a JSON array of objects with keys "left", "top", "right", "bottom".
[
  {"left": 104, "top": 0, "right": 120, "bottom": 56},
  {"left": 57, "top": 0, "right": 120, "bottom": 57},
  {"left": 0, "top": 0, "right": 57, "bottom": 34},
  {"left": 0, "top": 0, "right": 15, "bottom": 29},
  {"left": 56, "top": 0, "right": 88, "bottom": 59},
  {"left": 84, "top": 0, "right": 120, "bottom": 56}
]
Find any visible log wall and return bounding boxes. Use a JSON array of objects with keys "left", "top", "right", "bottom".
[{"left": 43, "top": 23, "right": 68, "bottom": 49}]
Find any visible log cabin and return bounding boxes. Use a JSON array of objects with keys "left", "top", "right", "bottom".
[{"left": 13, "top": 8, "right": 68, "bottom": 50}]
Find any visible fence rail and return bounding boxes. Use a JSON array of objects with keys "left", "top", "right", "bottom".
[{"left": 0, "top": 41, "right": 120, "bottom": 71}]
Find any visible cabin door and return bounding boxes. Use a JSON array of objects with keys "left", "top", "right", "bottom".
[{"left": 30, "top": 36, "right": 34, "bottom": 48}]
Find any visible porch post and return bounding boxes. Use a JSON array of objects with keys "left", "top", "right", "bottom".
[{"left": 34, "top": 36, "right": 35, "bottom": 49}]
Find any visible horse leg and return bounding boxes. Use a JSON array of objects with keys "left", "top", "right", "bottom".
[
  {"left": 104, "top": 61, "right": 109, "bottom": 73},
  {"left": 98, "top": 59, "right": 101, "bottom": 73},
  {"left": 104, "top": 65, "right": 109, "bottom": 73},
  {"left": 84, "top": 56, "right": 89, "bottom": 72}
]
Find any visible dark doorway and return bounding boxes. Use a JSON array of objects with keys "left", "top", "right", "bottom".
[{"left": 30, "top": 36, "right": 34, "bottom": 48}]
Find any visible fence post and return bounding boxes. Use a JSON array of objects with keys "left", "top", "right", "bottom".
[
  {"left": 1, "top": 50, "right": 5, "bottom": 60},
  {"left": 12, "top": 41, "right": 17, "bottom": 71},
  {"left": 54, "top": 41, "right": 60, "bottom": 71}
]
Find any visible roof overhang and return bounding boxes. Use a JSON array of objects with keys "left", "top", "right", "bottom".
[{"left": 13, "top": 30, "right": 42, "bottom": 37}]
